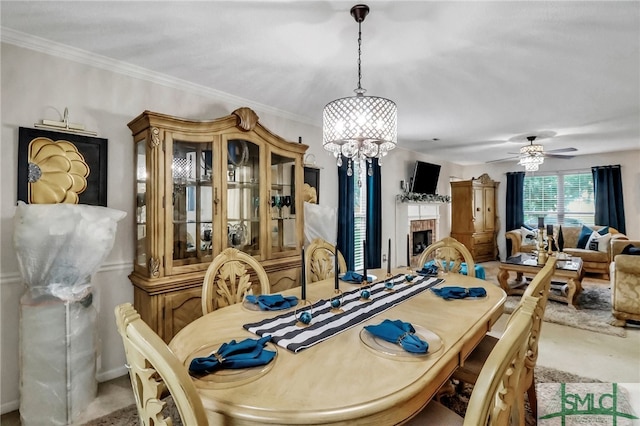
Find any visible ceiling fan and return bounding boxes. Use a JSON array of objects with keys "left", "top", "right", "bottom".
[{"left": 487, "top": 135, "right": 577, "bottom": 170}]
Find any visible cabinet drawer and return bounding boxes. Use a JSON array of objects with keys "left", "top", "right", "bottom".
[
  {"left": 473, "top": 233, "right": 494, "bottom": 245},
  {"left": 473, "top": 243, "right": 494, "bottom": 257}
]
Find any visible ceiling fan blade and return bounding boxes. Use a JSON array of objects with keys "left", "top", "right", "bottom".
[
  {"left": 543, "top": 153, "right": 575, "bottom": 159},
  {"left": 486, "top": 156, "right": 519, "bottom": 163},
  {"left": 546, "top": 147, "right": 578, "bottom": 153}
]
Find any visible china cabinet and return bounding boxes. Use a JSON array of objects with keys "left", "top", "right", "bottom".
[
  {"left": 128, "top": 107, "right": 307, "bottom": 341},
  {"left": 450, "top": 174, "right": 499, "bottom": 262}
]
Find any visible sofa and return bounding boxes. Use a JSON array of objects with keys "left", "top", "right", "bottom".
[
  {"left": 610, "top": 240, "right": 640, "bottom": 327},
  {"left": 505, "top": 225, "right": 628, "bottom": 278}
]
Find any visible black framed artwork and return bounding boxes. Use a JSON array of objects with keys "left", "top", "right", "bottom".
[{"left": 17, "top": 127, "right": 108, "bottom": 206}]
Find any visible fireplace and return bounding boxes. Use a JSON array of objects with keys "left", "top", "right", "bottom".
[
  {"left": 412, "top": 229, "right": 432, "bottom": 255},
  {"left": 409, "top": 218, "right": 437, "bottom": 267}
]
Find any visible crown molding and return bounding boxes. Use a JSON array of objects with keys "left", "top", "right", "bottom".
[{"left": 1, "top": 28, "right": 317, "bottom": 127}]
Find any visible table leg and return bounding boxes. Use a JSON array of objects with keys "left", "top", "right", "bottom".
[
  {"left": 498, "top": 268, "right": 512, "bottom": 295},
  {"left": 566, "top": 277, "right": 583, "bottom": 309}
]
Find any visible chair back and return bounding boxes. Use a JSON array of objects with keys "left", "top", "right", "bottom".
[
  {"left": 202, "top": 247, "right": 270, "bottom": 314},
  {"left": 114, "top": 303, "right": 208, "bottom": 426},
  {"left": 507, "top": 256, "right": 556, "bottom": 399},
  {"left": 305, "top": 238, "right": 348, "bottom": 283},
  {"left": 417, "top": 236, "right": 476, "bottom": 278},
  {"left": 463, "top": 296, "right": 538, "bottom": 426}
]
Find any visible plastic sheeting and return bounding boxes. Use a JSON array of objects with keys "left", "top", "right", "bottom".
[
  {"left": 14, "top": 202, "right": 125, "bottom": 425},
  {"left": 14, "top": 201, "right": 126, "bottom": 301},
  {"left": 303, "top": 202, "right": 337, "bottom": 246}
]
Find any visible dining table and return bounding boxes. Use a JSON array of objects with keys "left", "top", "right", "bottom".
[{"left": 168, "top": 267, "right": 506, "bottom": 425}]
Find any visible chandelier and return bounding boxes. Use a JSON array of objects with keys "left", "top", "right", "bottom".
[
  {"left": 322, "top": 4, "right": 397, "bottom": 179},
  {"left": 518, "top": 136, "right": 544, "bottom": 171}
]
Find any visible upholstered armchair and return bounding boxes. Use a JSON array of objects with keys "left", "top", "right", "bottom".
[{"left": 610, "top": 240, "right": 640, "bottom": 327}]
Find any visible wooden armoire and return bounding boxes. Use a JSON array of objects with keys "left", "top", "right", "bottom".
[{"left": 450, "top": 174, "right": 499, "bottom": 262}]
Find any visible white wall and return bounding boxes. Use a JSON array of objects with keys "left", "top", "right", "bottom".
[{"left": 0, "top": 42, "right": 462, "bottom": 413}]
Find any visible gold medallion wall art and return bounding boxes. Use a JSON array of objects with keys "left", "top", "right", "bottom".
[{"left": 18, "top": 127, "right": 108, "bottom": 206}]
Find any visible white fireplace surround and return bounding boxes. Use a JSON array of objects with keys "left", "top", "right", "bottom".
[{"left": 395, "top": 202, "right": 440, "bottom": 267}]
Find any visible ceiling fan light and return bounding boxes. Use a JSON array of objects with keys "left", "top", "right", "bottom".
[{"left": 520, "top": 144, "right": 544, "bottom": 156}]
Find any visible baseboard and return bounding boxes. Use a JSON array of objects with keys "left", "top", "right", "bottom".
[
  {"left": 97, "top": 365, "right": 128, "bottom": 382},
  {"left": 1, "top": 400, "right": 19, "bottom": 415}
]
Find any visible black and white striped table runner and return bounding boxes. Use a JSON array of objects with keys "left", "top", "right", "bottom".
[{"left": 243, "top": 274, "right": 443, "bottom": 353}]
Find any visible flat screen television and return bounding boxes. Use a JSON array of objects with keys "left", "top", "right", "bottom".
[{"left": 410, "top": 161, "right": 441, "bottom": 194}]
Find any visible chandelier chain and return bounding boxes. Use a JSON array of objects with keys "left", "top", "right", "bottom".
[{"left": 357, "top": 20, "right": 363, "bottom": 91}]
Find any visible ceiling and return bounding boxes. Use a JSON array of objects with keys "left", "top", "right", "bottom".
[{"left": 2, "top": 1, "right": 639, "bottom": 165}]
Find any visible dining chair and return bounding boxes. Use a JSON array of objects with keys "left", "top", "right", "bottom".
[
  {"left": 202, "top": 247, "right": 271, "bottom": 314},
  {"left": 114, "top": 303, "right": 210, "bottom": 426},
  {"left": 451, "top": 255, "right": 557, "bottom": 419},
  {"left": 405, "top": 296, "right": 538, "bottom": 425},
  {"left": 305, "top": 238, "right": 348, "bottom": 283},
  {"left": 417, "top": 236, "right": 476, "bottom": 278}
]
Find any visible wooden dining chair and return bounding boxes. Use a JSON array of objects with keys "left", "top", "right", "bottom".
[
  {"left": 114, "top": 303, "right": 210, "bottom": 426},
  {"left": 405, "top": 296, "right": 538, "bottom": 425},
  {"left": 201, "top": 247, "right": 270, "bottom": 314},
  {"left": 417, "top": 236, "right": 476, "bottom": 278},
  {"left": 305, "top": 238, "right": 348, "bottom": 283},
  {"left": 451, "top": 255, "right": 557, "bottom": 419}
]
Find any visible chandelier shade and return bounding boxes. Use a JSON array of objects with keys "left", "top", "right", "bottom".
[
  {"left": 322, "top": 93, "right": 397, "bottom": 160},
  {"left": 322, "top": 4, "right": 397, "bottom": 174},
  {"left": 518, "top": 143, "right": 544, "bottom": 171}
]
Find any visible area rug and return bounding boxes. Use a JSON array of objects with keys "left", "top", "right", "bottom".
[
  {"left": 480, "top": 261, "right": 626, "bottom": 338},
  {"left": 83, "top": 366, "right": 598, "bottom": 426}
]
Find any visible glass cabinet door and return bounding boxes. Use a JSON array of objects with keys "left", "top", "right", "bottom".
[
  {"left": 171, "top": 139, "right": 214, "bottom": 266},
  {"left": 226, "top": 139, "right": 260, "bottom": 256},
  {"left": 270, "top": 150, "right": 297, "bottom": 255},
  {"left": 135, "top": 138, "right": 147, "bottom": 269}
]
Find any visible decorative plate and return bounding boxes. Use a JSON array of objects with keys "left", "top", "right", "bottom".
[
  {"left": 186, "top": 339, "right": 277, "bottom": 389},
  {"left": 360, "top": 325, "right": 443, "bottom": 361}
]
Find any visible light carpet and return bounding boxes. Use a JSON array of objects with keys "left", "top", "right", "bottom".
[
  {"left": 480, "top": 261, "right": 625, "bottom": 338},
  {"left": 83, "top": 366, "right": 599, "bottom": 426}
]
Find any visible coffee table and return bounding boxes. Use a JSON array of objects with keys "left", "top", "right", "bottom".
[{"left": 498, "top": 253, "right": 585, "bottom": 309}]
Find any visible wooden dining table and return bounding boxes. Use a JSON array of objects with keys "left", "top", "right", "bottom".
[{"left": 169, "top": 268, "right": 506, "bottom": 425}]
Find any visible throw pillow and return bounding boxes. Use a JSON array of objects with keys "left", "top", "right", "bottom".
[
  {"left": 586, "top": 232, "right": 612, "bottom": 253},
  {"left": 577, "top": 225, "right": 593, "bottom": 249},
  {"left": 520, "top": 227, "right": 538, "bottom": 245},
  {"left": 621, "top": 244, "right": 640, "bottom": 256}
]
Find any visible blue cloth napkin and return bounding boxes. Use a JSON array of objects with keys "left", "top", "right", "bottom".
[
  {"left": 341, "top": 271, "right": 373, "bottom": 283},
  {"left": 420, "top": 260, "right": 486, "bottom": 280},
  {"left": 416, "top": 264, "right": 439, "bottom": 276},
  {"left": 189, "top": 336, "right": 276, "bottom": 374},
  {"left": 431, "top": 286, "right": 487, "bottom": 300},
  {"left": 245, "top": 294, "right": 298, "bottom": 311},
  {"left": 364, "top": 319, "right": 429, "bottom": 353}
]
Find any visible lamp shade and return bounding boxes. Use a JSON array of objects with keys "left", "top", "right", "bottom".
[{"left": 323, "top": 92, "right": 397, "bottom": 161}]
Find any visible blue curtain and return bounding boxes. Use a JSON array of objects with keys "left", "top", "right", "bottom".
[
  {"left": 366, "top": 159, "right": 382, "bottom": 268},
  {"left": 506, "top": 171, "right": 525, "bottom": 231},
  {"left": 505, "top": 171, "right": 525, "bottom": 257},
  {"left": 592, "top": 165, "right": 626, "bottom": 234},
  {"left": 337, "top": 156, "right": 355, "bottom": 270}
]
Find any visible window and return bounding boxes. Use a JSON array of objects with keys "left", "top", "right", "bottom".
[
  {"left": 523, "top": 171, "right": 594, "bottom": 227},
  {"left": 353, "top": 164, "right": 367, "bottom": 270}
]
